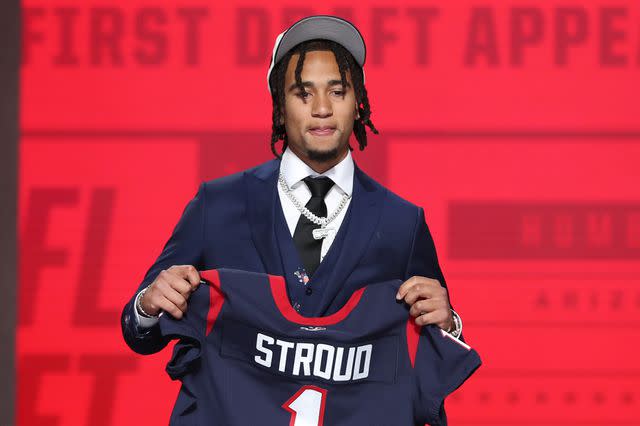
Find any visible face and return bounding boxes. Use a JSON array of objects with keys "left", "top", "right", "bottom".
[{"left": 281, "top": 50, "right": 360, "bottom": 173}]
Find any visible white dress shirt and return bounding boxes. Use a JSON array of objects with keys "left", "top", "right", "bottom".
[
  {"left": 134, "top": 148, "right": 354, "bottom": 328},
  {"left": 278, "top": 147, "right": 353, "bottom": 261}
]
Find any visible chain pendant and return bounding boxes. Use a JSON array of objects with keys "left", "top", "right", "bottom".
[{"left": 312, "top": 227, "right": 333, "bottom": 240}]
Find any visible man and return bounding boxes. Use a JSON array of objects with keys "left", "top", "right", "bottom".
[{"left": 121, "top": 15, "right": 463, "bottom": 356}]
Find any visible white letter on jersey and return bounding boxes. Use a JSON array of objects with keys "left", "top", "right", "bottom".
[
  {"left": 332, "top": 347, "right": 355, "bottom": 382},
  {"left": 292, "top": 343, "right": 315, "bottom": 376},
  {"left": 313, "top": 344, "right": 335, "bottom": 380},
  {"left": 352, "top": 344, "right": 372, "bottom": 380},
  {"left": 255, "top": 333, "right": 274, "bottom": 368},
  {"left": 275, "top": 339, "right": 295, "bottom": 372}
]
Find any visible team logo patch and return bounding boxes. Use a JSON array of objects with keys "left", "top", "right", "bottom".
[{"left": 300, "top": 326, "right": 327, "bottom": 332}]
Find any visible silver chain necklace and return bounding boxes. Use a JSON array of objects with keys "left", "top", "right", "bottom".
[{"left": 278, "top": 173, "right": 351, "bottom": 240}]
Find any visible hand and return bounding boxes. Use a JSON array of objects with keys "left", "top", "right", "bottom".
[
  {"left": 140, "top": 265, "right": 201, "bottom": 319},
  {"left": 396, "top": 276, "right": 453, "bottom": 330}
]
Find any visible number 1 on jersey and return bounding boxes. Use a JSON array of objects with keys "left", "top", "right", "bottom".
[{"left": 282, "top": 385, "right": 327, "bottom": 426}]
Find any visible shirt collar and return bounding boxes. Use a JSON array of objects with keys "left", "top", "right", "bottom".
[{"left": 280, "top": 147, "right": 354, "bottom": 196}]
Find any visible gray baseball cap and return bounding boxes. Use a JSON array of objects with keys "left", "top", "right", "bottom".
[{"left": 266, "top": 15, "right": 367, "bottom": 93}]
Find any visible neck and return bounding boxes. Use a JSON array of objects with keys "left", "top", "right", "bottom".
[{"left": 293, "top": 148, "right": 349, "bottom": 174}]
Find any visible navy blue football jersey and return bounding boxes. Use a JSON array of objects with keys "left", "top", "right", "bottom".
[{"left": 159, "top": 268, "right": 481, "bottom": 426}]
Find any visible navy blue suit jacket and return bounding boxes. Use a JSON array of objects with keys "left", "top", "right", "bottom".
[{"left": 121, "top": 158, "right": 453, "bottom": 355}]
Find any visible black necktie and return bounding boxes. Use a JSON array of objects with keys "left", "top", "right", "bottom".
[{"left": 293, "top": 176, "right": 335, "bottom": 277}]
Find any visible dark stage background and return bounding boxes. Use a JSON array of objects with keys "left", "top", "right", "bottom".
[{"left": 15, "top": 1, "right": 640, "bottom": 425}]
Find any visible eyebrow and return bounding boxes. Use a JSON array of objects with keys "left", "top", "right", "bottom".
[{"left": 287, "top": 79, "right": 351, "bottom": 92}]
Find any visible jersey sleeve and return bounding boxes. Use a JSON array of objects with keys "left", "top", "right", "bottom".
[
  {"left": 158, "top": 282, "right": 214, "bottom": 380},
  {"left": 413, "top": 325, "right": 482, "bottom": 425}
]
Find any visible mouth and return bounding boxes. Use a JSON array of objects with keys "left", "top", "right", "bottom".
[{"left": 308, "top": 126, "right": 336, "bottom": 136}]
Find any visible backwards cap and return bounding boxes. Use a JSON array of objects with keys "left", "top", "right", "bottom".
[{"left": 266, "top": 15, "right": 367, "bottom": 93}]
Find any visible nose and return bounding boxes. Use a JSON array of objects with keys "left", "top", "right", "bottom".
[{"left": 311, "top": 92, "right": 333, "bottom": 118}]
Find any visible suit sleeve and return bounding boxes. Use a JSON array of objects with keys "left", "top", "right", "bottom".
[
  {"left": 414, "top": 326, "right": 482, "bottom": 426},
  {"left": 120, "top": 182, "right": 206, "bottom": 355},
  {"left": 404, "top": 207, "right": 465, "bottom": 341}
]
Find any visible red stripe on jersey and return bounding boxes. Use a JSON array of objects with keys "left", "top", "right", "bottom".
[
  {"left": 406, "top": 318, "right": 421, "bottom": 368},
  {"left": 268, "top": 274, "right": 365, "bottom": 326},
  {"left": 201, "top": 269, "right": 225, "bottom": 335}
]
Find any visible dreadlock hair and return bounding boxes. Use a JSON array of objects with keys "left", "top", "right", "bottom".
[{"left": 268, "top": 39, "right": 379, "bottom": 158}]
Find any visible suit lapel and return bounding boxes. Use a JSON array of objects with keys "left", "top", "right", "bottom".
[
  {"left": 314, "top": 165, "right": 385, "bottom": 314},
  {"left": 245, "top": 159, "right": 283, "bottom": 275}
]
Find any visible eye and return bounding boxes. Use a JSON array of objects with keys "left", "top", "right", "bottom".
[
  {"left": 297, "top": 91, "right": 310, "bottom": 100},
  {"left": 332, "top": 90, "right": 344, "bottom": 96}
]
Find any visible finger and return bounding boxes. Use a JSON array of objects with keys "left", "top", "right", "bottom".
[
  {"left": 415, "top": 309, "right": 450, "bottom": 328},
  {"left": 142, "top": 286, "right": 185, "bottom": 319},
  {"left": 153, "top": 295, "right": 184, "bottom": 319},
  {"left": 169, "top": 265, "right": 201, "bottom": 290},
  {"left": 161, "top": 289, "right": 188, "bottom": 317},
  {"left": 158, "top": 271, "right": 192, "bottom": 298},
  {"left": 395, "top": 276, "right": 424, "bottom": 300},
  {"left": 403, "top": 282, "right": 439, "bottom": 306},
  {"left": 415, "top": 311, "right": 440, "bottom": 326},
  {"left": 409, "top": 298, "right": 439, "bottom": 318}
]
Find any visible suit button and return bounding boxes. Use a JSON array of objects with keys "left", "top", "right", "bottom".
[{"left": 305, "top": 287, "right": 313, "bottom": 295}]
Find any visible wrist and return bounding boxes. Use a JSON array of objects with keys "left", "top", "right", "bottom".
[
  {"left": 136, "top": 287, "right": 159, "bottom": 318},
  {"left": 447, "top": 309, "right": 462, "bottom": 338},
  {"left": 445, "top": 311, "right": 454, "bottom": 332}
]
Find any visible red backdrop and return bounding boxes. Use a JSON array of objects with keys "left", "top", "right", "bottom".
[{"left": 18, "top": 1, "right": 640, "bottom": 425}]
